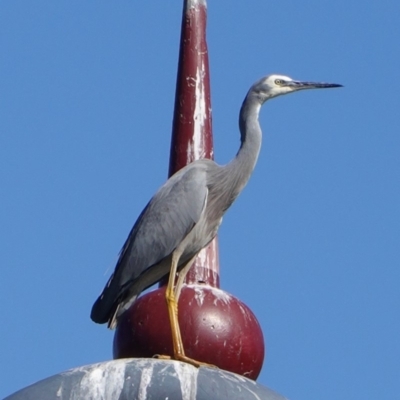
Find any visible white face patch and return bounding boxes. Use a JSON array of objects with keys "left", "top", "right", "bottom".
[
  {"left": 261, "top": 74, "right": 296, "bottom": 97},
  {"left": 266, "top": 74, "right": 292, "bottom": 85}
]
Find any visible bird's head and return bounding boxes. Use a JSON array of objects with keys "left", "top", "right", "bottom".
[{"left": 250, "top": 74, "right": 342, "bottom": 103}]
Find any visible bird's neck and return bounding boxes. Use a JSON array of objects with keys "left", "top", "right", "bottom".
[{"left": 225, "top": 93, "right": 262, "bottom": 196}]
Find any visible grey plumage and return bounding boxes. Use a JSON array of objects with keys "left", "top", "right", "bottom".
[{"left": 91, "top": 74, "right": 342, "bottom": 329}]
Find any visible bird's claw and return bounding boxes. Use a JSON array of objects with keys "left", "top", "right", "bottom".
[
  {"left": 153, "top": 354, "right": 172, "bottom": 360},
  {"left": 175, "top": 354, "right": 217, "bottom": 369},
  {"left": 152, "top": 353, "right": 217, "bottom": 369}
]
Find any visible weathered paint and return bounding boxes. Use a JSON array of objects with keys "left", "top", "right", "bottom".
[
  {"left": 137, "top": 362, "right": 154, "bottom": 400},
  {"left": 187, "top": 284, "right": 233, "bottom": 307},
  {"left": 172, "top": 361, "right": 199, "bottom": 400},
  {"left": 169, "top": 2, "right": 213, "bottom": 177},
  {"left": 187, "top": 0, "right": 207, "bottom": 9},
  {"left": 5, "top": 359, "right": 288, "bottom": 400},
  {"left": 186, "top": 239, "right": 220, "bottom": 286}
]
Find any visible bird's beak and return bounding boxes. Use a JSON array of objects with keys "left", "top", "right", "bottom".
[{"left": 286, "top": 81, "right": 343, "bottom": 90}]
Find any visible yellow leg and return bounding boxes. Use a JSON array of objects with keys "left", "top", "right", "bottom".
[
  {"left": 165, "top": 251, "right": 215, "bottom": 368},
  {"left": 174, "top": 255, "right": 196, "bottom": 301}
]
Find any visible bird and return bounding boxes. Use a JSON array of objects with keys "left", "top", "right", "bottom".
[{"left": 91, "top": 74, "right": 342, "bottom": 366}]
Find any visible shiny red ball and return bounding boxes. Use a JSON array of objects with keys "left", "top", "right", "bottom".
[{"left": 113, "top": 284, "right": 265, "bottom": 380}]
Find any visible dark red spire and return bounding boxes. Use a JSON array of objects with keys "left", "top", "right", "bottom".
[{"left": 168, "top": 0, "right": 219, "bottom": 288}]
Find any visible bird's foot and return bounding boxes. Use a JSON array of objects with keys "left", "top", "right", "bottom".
[
  {"left": 152, "top": 354, "right": 172, "bottom": 360},
  {"left": 152, "top": 353, "right": 216, "bottom": 369},
  {"left": 175, "top": 354, "right": 217, "bottom": 369}
]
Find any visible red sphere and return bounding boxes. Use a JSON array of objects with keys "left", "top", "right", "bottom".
[{"left": 113, "top": 284, "right": 265, "bottom": 380}]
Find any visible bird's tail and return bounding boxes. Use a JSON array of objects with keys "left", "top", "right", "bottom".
[
  {"left": 90, "top": 273, "right": 138, "bottom": 329},
  {"left": 90, "top": 295, "right": 113, "bottom": 325},
  {"left": 90, "top": 273, "right": 120, "bottom": 327}
]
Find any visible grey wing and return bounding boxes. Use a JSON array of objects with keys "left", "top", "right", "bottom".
[
  {"left": 90, "top": 165, "right": 208, "bottom": 324},
  {"left": 119, "top": 167, "right": 208, "bottom": 281}
]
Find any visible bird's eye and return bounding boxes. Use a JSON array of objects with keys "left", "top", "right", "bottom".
[{"left": 275, "top": 79, "right": 284, "bottom": 85}]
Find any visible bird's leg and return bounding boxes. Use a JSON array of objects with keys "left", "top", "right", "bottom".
[
  {"left": 174, "top": 255, "right": 196, "bottom": 301},
  {"left": 165, "top": 250, "right": 185, "bottom": 356},
  {"left": 165, "top": 251, "right": 214, "bottom": 368}
]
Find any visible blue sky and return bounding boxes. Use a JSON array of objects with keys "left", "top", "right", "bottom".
[{"left": 1, "top": 1, "right": 399, "bottom": 399}]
